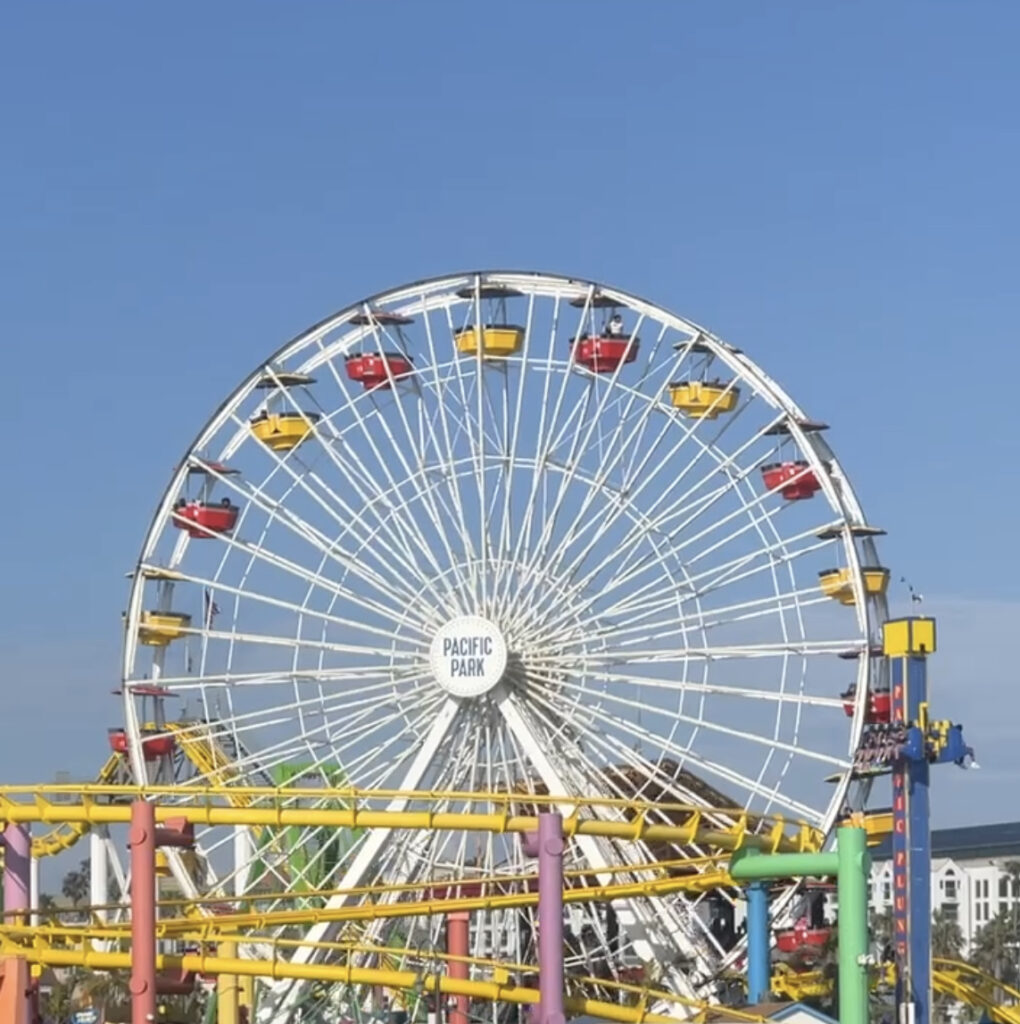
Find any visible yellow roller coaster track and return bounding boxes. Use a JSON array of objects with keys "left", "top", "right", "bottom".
[
  {"left": 31, "top": 864, "right": 734, "bottom": 938},
  {"left": 0, "top": 928, "right": 771, "bottom": 1024},
  {"left": 0, "top": 782, "right": 823, "bottom": 853},
  {"left": 769, "top": 960, "right": 1020, "bottom": 1024},
  {"left": 1, "top": 723, "right": 257, "bottom": 862},
  {"left": 0, "top": 755, "right": 125, "bottom": 864}
]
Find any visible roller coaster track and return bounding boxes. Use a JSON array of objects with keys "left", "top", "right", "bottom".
[
  {"left": 0, "top": 782, "right": 823, "bottom": 855},
  {"left": 31, "top": 864, "right": 733, "bottom": 938},
  {"left": 0, "top": 927, "right": 772, "bottom": 1024},
  {"left": 0, "top": 755, "right": 126, "bottom": 864},
  {"left": 2, "top": 724, "right": 257, "bottom": 863},
  {"left": 769, "top": 960, "right": 1020, "bottom": 1024}
]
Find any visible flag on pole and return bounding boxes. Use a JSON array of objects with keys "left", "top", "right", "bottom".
[{"left": 204, "top": 589, "right": 221, "bottom": 630}]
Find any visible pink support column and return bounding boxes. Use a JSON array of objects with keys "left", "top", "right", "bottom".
[
  {"left": 536, "top": 813, "right": 565, "bottom": 1024},
  {"left": 3, "top": 824, "right": 30, "bottom": 923},
  {"left": 2, "top": 825, "right": 31, "bottom": 1023},
  {"left": 447, "top": 909, "right": 470, "bottom": 1024},
  {"left": 129, "top": 800, "right": 157, "bottom": 1024}
]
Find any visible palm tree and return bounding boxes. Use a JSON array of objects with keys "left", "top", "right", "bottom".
[
  {"left": 1005, "top": 860, "right": 1020, "bottom": 933},
  {"left": 61, "top": 858, "right": 90, "bottom": 908},
  {"left": 931, "top": 906, "right": 964, "bottom": 960},
  {"left": 929, "top": 907, "right": 966, "bottom": 1024},
  {"left": 971, "top": 909, "right": 1020, "bottom": 989}
]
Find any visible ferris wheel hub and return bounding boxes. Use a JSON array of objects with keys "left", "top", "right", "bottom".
[{"left": 429, "top": 615, "right": 508, "bottom": 698}]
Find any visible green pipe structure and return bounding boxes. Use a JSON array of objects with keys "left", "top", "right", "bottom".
[{"left": 731, "top": 826, "right": 870, "bottom": 1024}]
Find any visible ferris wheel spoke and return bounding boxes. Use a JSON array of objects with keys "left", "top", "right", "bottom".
[
  {"left": 499, "top": 293, "right": 576, "bottom": 610},
  {"left": 523, "top": 682, "right": 823, "bottom": 822},
  {"left": 529, "top": 671, "right": 847, "bottom": 767},
  {"left": 186, "top": 624, "right": 422, "bottom": 662},
  {"left": 532, "top": 666, "right": 843, "bottom": 710},
  {"left": 224, "top": 412, "right": 439, "bottom": 606},
  {"left": 542, "top": 638, "right": 858, "bottom": 666},
  {"left": 510, "top": 314, "right": 651, "bottom": 607},
  {"left": 417, "top": 302, "right": 481, "bottom": 600},
  {"left": 521, "top": 337, "right": 676, "bottom": 588},
  {"left": 314, "top": 342, "right": 471, "bottom": 612},
  {"left": 536, "top": 451, "right": 787, "bottom": 640},
  {"left": 201, "top": 448, "right": 430, "bottom": 624},
  {"left": 520, "top": 415, "right": 780, "bottom": 637},
  {"left": 207, "top": 687, "right": 443, "bottom": 791},
  {"left": 137, "top": 562, "right": 426, "bottom": 650},
  {"left": 563, "top": 378, "right": 760, "bottom": 587},
  {"left": 618, "top": 333, "right": 702, "bottom": 486},
  {"left": 353, "top": 333, "right": 477, "bottom": 606},
  {"left": 550, "top": 580, "right": 826, "bottom": 655},
  {"left": 195, "top": 516, "right": 433, "bottom": 638},
  {"left": 491, "top": 293, "right": 537, "bottom": 612},
  {"left": 676, "top": 520, "right": 830, "bottom": 599}
]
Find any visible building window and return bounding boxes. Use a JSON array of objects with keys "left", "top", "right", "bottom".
[
  {"left": 944, "top": 877, "right": 957, "bottom": 900},
  {"left": 942, "top": 903, "right": 959, "bottom": 923},
  {"left": 883, "top": 880, "right": 892, "bottom": 903},
  {"left": 1001, "top": 876, "right": 1010, "bottom": 899}
]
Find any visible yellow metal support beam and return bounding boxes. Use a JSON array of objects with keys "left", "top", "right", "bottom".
[{"left": 0, "top": 784, "right": 822, "bottom": 853}]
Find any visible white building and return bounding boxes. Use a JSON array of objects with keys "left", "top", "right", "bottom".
[{"left": 868, "top": 820, "right": 1020, "bottom": 952}]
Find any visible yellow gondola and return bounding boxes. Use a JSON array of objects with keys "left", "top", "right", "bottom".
[
  {"left": 138, "top": 611, "right": 192, "bottom": 646},
  {"left": 669, "top": 380, "right": 739, "bottom": 419},
  {"left": 454, "top": 325, "right": 524, "bottom": 357},
  {"left": 249, "top": 411, "right": 320, "bottom": 452},
  {"left": 818, "top": 567, "right": 889, "bottom": 606}
]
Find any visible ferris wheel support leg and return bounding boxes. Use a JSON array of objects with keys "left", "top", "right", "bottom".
[
  {"left": 28, "top": 854, "right": 38, "bottom": 929},
  {"left": 90, "top": 827, "right": 109, "bottom": 920},
  {"left": 2, "top": 824, "right": 31, "bottom": 1023}
]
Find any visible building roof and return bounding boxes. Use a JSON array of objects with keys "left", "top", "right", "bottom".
[
  {"left": 700, "top": 1003, "right": 837, "bottom": 1024},
  {"left": 871, "top": 820, "right": 1020, "bottom": 862}
]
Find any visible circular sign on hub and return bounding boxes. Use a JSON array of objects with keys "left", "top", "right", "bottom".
[{"left": 430, "top": 616, "right": 507, "bottom": 698}]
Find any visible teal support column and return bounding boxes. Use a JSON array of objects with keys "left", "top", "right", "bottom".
[
  {"left": 746, "top": 881, "right": 771, "bottom": 1004},
  {"left": 837, "top": 826, "right": 871, "bottom": 1024}
]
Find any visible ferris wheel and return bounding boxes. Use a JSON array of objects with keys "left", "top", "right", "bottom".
[{"left": 121, "top": 271, "right": 889, "bottom": 1020}]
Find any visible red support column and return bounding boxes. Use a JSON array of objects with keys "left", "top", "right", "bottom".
[
  {"left": 129, "top": 800, "right": 157, "bottom": 1024},
  {"left": 447, "top": 910, "right": 470, "bottom": 1024}
]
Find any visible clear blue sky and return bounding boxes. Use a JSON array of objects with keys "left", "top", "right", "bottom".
[{"left": 1, "top": 2, "right": 1017, "bottom": 826}]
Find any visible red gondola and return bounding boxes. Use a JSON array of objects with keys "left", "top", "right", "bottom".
[
  {"left": 107, "top": 728, "right": 177, "bottom": 759},
  {"left": 345, "top": 352, "right": 414, "bottom": 390},
  {"left": 172, "top": 498, "right": 239, "bottom": 538},
  {"left": 775, "top": 922, "right": 831, "bottom": 954},
  {"left": 841, "top": 685, "right": 892, "bottom": 723},
  {"left": 761, "top": 461, "right": 821, "bottom": 501},
  {"left": 570, "top": 334, "right": 639, "bottom": 374}
]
